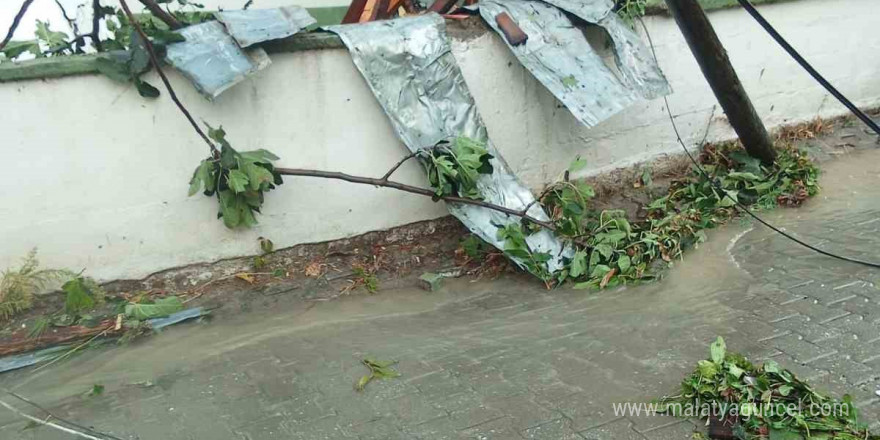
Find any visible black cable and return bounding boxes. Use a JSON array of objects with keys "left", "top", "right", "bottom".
[
  {"left": 735, "top": 0, "right": 880, "bottom": 136},
  {"left": 637, "top": 18, "right": 880, "bottom": 269}
]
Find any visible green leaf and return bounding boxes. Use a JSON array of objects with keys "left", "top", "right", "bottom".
[
  {"left": 240, "top": 149, "right": 280, "bottom": 162},
  {"left": 710, "top": 336, "right": 726, "bottom": 364},
  {"left": 188, "top": 160, "right": 211, "bottom": 196},
  {"left": 778, "top": 384, "right": 793, "bottom": 396},
  {"left": 241, "top": 161, "right": 274, "bottom": 191},
  {"left": 726, "top": 171, "right": 761, "bottom": 182},
  {"left": 561, "top": 74, "right": 578, "bottom": 89},
  {"left": 35, "top": 21, "right": 69, "bottom": 51},
  {"left": 763, "top": 360, "right": 780, "bottom": 374},
  {"left": 62, "top": 277, "right": 96, "bottom": 314},
  {"left": 355, "top": 375, "right": 371, "bottom": 391},
  {"left": 0, "top": 40, "right": 41, "bottom": 59},
  {"left": 590, "top": 264, "right": 612, "bottom": 278},
  {"left": 728, "top": 363, "right": 744, "bottom": 379},
  {"left": 219, "top": 190, "right": 242, "bottom": 228},
  {"left": 135, "top": 78, "right": 160, "bottom": 98},
  {"left": 227, "top": 169, "right": 250, "bottom": 193},
  {"left": 768, "top": 428, "right": 803, "bottom": 440},
  {"left": 568, "top": 156, "right": 587, "bottom": 173},
  {"left": 259, "top": 237, "right": 274, "bottom": 254},
  {"left": 617, "top": 255, "right": 631, "bottom": 273},
  {"left": 569, "top": 250, "right": 588, "bottom": 278},
  {"left": 697, "top": 359, "right": 718, "bottom": 378},
  {"left": 124, "top": 296, "right": 183, "bottom": 320}
]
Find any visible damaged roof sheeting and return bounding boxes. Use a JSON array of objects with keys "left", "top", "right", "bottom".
[
  {"left": 165, "top": 21, "right": 272, "bottom": 99},
  {"left": 479, "top": 0, "right": 670, "bottom": 127},
  {"left": 215, "top": 5, "right": 317, "bottom": 48},
  {"left": 327, "top": 14, "right": 571, "bottom": 274}
]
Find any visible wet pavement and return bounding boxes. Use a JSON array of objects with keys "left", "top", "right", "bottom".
[{"left": 1, "top": 144, "right": 879, "bottom": 439}]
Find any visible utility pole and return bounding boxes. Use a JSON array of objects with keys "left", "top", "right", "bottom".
[{"left": 664, "top": 0, "right": 776, "bottom": 165}]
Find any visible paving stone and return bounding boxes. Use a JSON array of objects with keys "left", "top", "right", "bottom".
[
  {"left": 578, "top": 419, "right": 645, "bottom": 440},
  {"left": 809, "top": 356, "right": 880, "bottom": 387},
  {"left": 457, "top": 416, "right": 525, "bottom": 440},
  {"left": 640, "top": 420, "right": 698, "bottom": 440},
  {"left": 785, "top": 299, "right": 852, "bottom": 325},
  {"left": 286, "top": 416, "right": 354, "bottom": 440},
  {"left": 769, "top": 314, "right": 844, "bottom": 343},
  {"left": 371, "top": 392, "right": 447, "bottom": 425},
  {"left": 825, "top": 314, "right": 880, "bottom": 341},
  {"left": 522, "top": 418, "right": 584, "bottom": 440},
  {"left": 233, "top": 415, "right": 290, "bottom": 440},
  {"left": 773, "top": 333, "right": 838, "bottom": 364}
]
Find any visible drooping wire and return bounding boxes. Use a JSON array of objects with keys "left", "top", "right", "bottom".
[
  {"left": 735, "top": 0, "right": 880, "bottom": 137},
  {"left": 636, "top": 17, "right": 880, "bottom": 269}
]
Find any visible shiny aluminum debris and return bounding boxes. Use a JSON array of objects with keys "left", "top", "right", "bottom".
[
  {"left": 215, "top": 5, "right": 317, "bottom": 48},
  {"left": 327, "top": 14, "right": 570, "bottom": 274},
  {"left": 165, "top": 21, "right": 271, "bottom": 99},
  {"left": 480, "top": 0, "right": 669, "bottom": 127}
]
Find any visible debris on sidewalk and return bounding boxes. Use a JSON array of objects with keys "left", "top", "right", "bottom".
[
  {"left": 215, "top": 6, "right": 317, "bottom": 47},
  {"left": 326, "top": 14, "right": 571, "bottom": 275},
  {"left": 418, "top": 268, "right": 462, "bottom": 291},
  {"left": 165, "top": 21, "right": 272, "bottom": 99},
  {"left": 479, "top": 0, "right": 669, "bottom": 127},
  {"left": 657, "top": 337, "right": 878, "bottom": 440},
  {"left": 355, "top": 358, "right": 400, "bottom": 391}
]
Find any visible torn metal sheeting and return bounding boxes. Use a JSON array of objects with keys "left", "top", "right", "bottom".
[
  {"left": 327, "top": 14, "right": 570, "bottom": 274},
  {"left": 597, "top": 13, "right": 671, "bottom": 99},
  {"left": 149, "top": 307, "right": 209, "bottom": 330},
  {"left": 480, "top": 0, "right": 638, "bottom": 127},
  {"left": 216, "top": 6, "right": 317, "bottom": 48},
  {"left": 0, "top": 345, "right": 70, "bottom": 374},
  {"left": 539, "top": 0, "right": 614, "bottom": 24},
  {"left": 165, "top": 21, "right": 271, "bottom": 99},
  {"left": 540, "top": 0, "right": 670, "bottom": 99}
]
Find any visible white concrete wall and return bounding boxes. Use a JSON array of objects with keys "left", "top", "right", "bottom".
[{"left": 2, "top": 0, "right": 879, "bottom": 281}]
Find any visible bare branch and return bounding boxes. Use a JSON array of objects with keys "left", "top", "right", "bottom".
[
  {"left": 275, "top": 167, "right": 556, "bottom": 230},
  {"left": 0, "top": 0, "right": 36, "bottom": 52},
  {"left": 54, "top": 0, "right": 80, "bottom": 38},
  {"left": 91, "top": 0, "right": 103, "bottom": 52},
  {"left": 137, "top": 0, "right": 183, "bottom": 30},
  {"left": 380, "top": 150, "right": 421, "bottom": 182},
  {"left": 118, "top": 0, "right": 218, "bottom": 157}
]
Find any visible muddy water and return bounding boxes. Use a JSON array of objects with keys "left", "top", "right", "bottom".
[{"left": 2, "top": 148, "right": 878, "bottom": 430}]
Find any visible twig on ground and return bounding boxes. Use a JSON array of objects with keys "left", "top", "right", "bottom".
[
  {"left": 118, "top": 0, "right": 217, "bottom": 156},
  {"left": 0, "top": 0, "right": 36, "bottom": 52},
  {"left": 0, "top": 399, "right": 109, "bottom": 440},
  {"left": 30, "top": 328, "right": 109, "bottom": 374}
]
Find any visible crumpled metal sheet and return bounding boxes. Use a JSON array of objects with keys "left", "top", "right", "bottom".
[
  {"left": 327, "top": 14, "right": 570, "bottom": 274},
  {"left": 0, "top": 345, "right": 70, "bottom": 374},
  {"left": 216, "top": 6, "right": 316, "bottom": 48},
  {"left": 480, "top": 0, "right": 670, "bottom": 127},
  {"left": 539, "top": 0, "right": 614, "bottom": 23},
  {"left": 165, "top": 21, "right": 271, "bottom": 99},
  {"left": 597, "top": 13, "right": 671, "bottom": 100},
  {"left": 149, "top": 307, "right": 209, "bottom": 330}
]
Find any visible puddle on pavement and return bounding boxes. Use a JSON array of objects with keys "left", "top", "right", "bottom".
[{"left": 3, "top": 147, "right": 878, "bottom": 411}]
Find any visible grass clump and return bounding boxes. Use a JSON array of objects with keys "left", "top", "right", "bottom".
[{"left": 0, "top": 249, "right": 74, "bottom": 321}]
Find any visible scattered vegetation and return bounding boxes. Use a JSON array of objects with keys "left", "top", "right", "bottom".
[
  {"left": 355, "top": 358, "right": 400, "bottom": 392},
  {"left": 658, "top": 337, "right": 877, "bottom": 439},
  {"left": 490, "top": 139, "right": 820, "bottom": 289},
  {"left": 615, "top": 0, "right": 648, "bottom": 24},
  {"left": 344, "top": 265, "right": 379, "bottom": 295},
  {"left": 0, "top": 249, "right": 75, "bottom": 321},
  {"left": 0, "top": 1, "right": 212, "bottom": 97}
]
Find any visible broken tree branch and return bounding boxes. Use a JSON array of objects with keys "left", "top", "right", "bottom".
[
  {"left": 137, "top": 0, "right": 183, "bottom": 30},
  {"left": 91, "top": 0, "right": 103, "bottom": 52},
  {"left": 118, "top": 0, "right": 553, "bottom": 230},
  {"left": 275, "top": 167, "right": 556, "bottom": 230},
  {"left": 0, "top": 0, "right": 36, "bottom": 52},
  {"left": 0, "top": 388, "right": 122, "bottom": 440},
  {"left": 118, "top": 0, "right": 218, "bottom": 157},
  {"left": 380, "top": 150, "right": 422, "bottom": 182}
]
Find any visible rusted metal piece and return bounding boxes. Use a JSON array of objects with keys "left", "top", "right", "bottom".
[
  {"left": 494, "top": 12, "right": 528, "bottom": 46},
  {"left": 428, "top": 0, "right": 458, "bottom": 14},
  {"left": 707, "top": 415, "right": 738, "bottom": 440}
]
